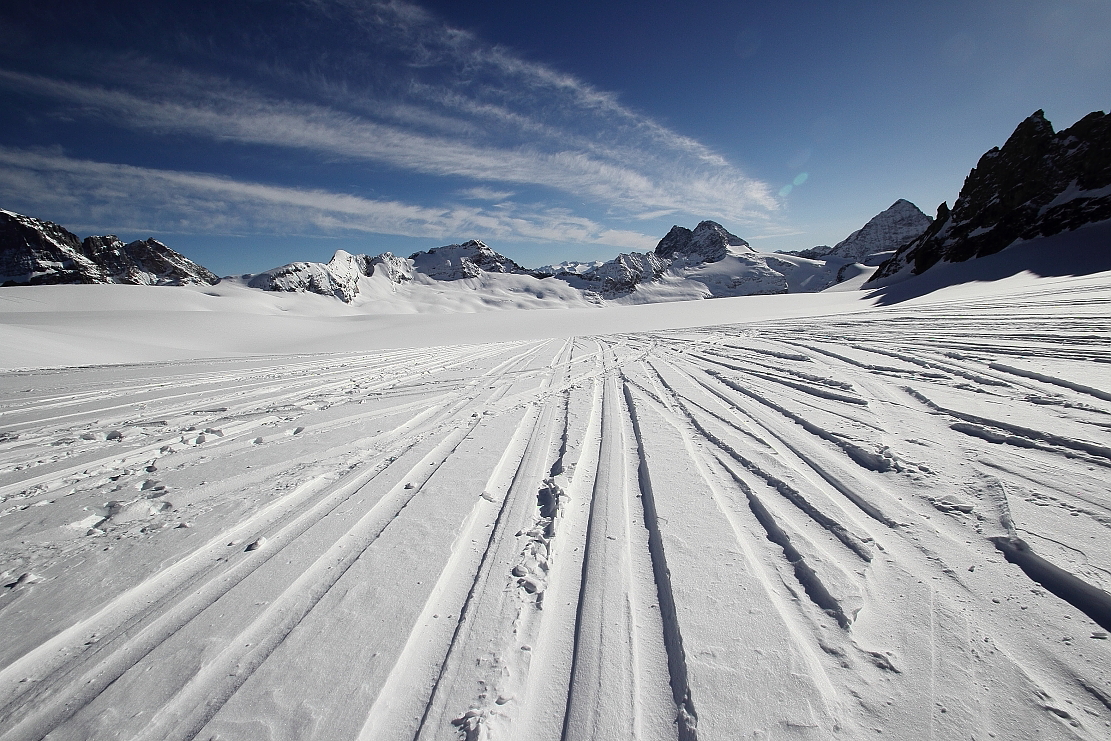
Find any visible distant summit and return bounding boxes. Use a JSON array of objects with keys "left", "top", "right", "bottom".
[
  {"left": 789, "top": 200, "right": 931, "bottom": 264},
  {"left": 868, "top": 110, "right": 1111, "bottom": 285},
  {"left": 409, "top": 240, "right": 536, "bottom": 280},
  {"left": 654, "top": 220, "right": 751, "bottom": 263},
  {"left": 248, "top": 240, "right": 536, "bottom": 302},
  {"left": 248, "top": 250, "right": 412, "bottom": 303},
  {"left": 0, "top": 210, "right": 218, "bottom": 287}
]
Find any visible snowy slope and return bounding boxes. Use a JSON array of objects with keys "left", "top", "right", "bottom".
[{"left": 0, "top": 268, "right": 1109, "bottom": 740}]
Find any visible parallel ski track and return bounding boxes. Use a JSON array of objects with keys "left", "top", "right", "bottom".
[
  {"left": 0, "top": 340, "right": 558, "bottom": 741},
  {"left": 3, "top": 285, "right": 1111, "bottom": 740}
]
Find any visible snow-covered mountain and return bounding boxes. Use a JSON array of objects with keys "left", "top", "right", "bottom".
[
  {"left": 655, "top": 220, "right": 749, "bottom": 262},
  {"left": 248, "top": 251, "right": 412, "bottom": 303},
  {"left": 534, "top": 259, "right": 605, "bottom": 275},
  {"left": 0, "top": 209, "right": 884, "bottom": 306},
  {"left": 786, "top": 199, "right": 931, "bottom": 264},
  {"left": 556, "top": 220, "right": 847, "bottom": 300},
  {"left": 245, "top": 220, "right": 840, "bottom": 305},
  {"left": 0, "top": 210, "right": 218, "bottom": 287},
  {"left": 868, "top": 109, "right": 1111, "bottom": 286},
  {"left": 409, "top": 239, "right": 537, "bottom": 280}
]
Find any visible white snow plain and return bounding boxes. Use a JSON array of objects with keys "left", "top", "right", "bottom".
[{"left": 0, "top": 260, "right": 1110, "bottom": 739}]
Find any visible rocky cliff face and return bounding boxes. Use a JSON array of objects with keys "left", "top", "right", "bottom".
[
  {"left": 791, "top": 200, "right": 931, "bottom": 263},
  {"left": 868, "top": 110, "right": 1111, "bottom": 285},
  {"left": 577, "top": 251, "right": 669, "bottom": 293},
  {"left": 0, "top": 210, "right": 218, "bottom": 286},
  {"left": 654, "top": 220, "right": 750, "bottom": 263}
]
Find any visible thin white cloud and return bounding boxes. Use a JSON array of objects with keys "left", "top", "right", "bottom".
[
  {"left": 0, "top": 67, "right": 777, "bottom": 224},
  {"left": 457, "top": 187, "right": 515, "bottom": 201},
  {"left": 0, "top": 147, "right": 657, "bottom": 251},
  {"left": 0, "top": 0, "right": 783, "bottom": 250}
]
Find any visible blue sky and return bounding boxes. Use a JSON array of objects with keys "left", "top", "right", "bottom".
[{"left": 1, "top": 0, "right": 1108, "bottom": 275}]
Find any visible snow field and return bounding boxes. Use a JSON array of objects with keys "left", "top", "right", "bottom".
[{"left": 0, "top": 274, "right": 1110, "bottom": 739}]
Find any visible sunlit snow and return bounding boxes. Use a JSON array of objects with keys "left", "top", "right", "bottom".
[{"left": 0, "top": 263, "right": 1109, "bottom": 740}]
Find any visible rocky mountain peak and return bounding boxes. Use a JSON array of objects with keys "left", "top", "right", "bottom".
[
  {"left": 654, "top": 220, "right": 749, "bottom": 263},
  {"left": 868, "top": 109, "right": 1111, "bottom": 285},
  {"left": 781, "top": 199, "right": 931, "bottom": 263},
  {"left": 409, "top": 239, "right": 531, "bottom": 280},
  {"left": 579, "top": 251, "right": 669, "bottom": 294},
  {"left": 827, "top": 199, "right": 931, "bottom": 262},
  {"left": 0, "top": 209, "right": 217, "bottom": 286}
]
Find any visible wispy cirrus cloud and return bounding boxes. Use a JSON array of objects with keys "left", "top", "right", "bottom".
[
  {"left": 0, "top": 0, "right": 781, "bottom": 249},
  {"left": 0, "top": 147, "right": 657, "bottom": 251},
  {"left": 0, "top": 66, "right": 775, "bottom": 225},
  {"left": 457, "top": 187, "right": 515, "bottom": 201}
]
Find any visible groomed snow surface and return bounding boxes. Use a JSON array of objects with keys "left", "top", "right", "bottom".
[{"left": 1, "top": 271, "right": 1111, "bottom": 740}]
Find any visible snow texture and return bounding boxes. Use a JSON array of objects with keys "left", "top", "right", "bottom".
[{"left": 1, "top": 257, "right": 1110, "bottom": 740}]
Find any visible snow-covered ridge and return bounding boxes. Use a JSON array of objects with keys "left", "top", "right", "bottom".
[
  {"left": 0, "top": 208, "right": 894, "bottom": 306},
  {"left": 243, "top": 218, "right": 866, "bottom": 304},
  {"left": 248, "top": 250, "right": 412, "bottom": 303},
  {"left": 409, "top": 239, "right": 535, "bottom": 280}
]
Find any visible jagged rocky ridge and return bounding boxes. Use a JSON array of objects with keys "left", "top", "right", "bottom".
[
  {"left": 0, "top": 210, "right": 218, "bottom": 287},
  {"left": 868, "top": 109, "right": 1111, "bottom": 285},
  {"left": 786, "top": 199, "right": 931, "bottom": 264}
]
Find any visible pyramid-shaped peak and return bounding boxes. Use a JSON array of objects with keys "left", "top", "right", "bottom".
[
  {"left": 693, "top": 220, "right": 748, "bottom": 245},
  {"left": 999, "top": 110, "right": 1055, "bottom": 151}
]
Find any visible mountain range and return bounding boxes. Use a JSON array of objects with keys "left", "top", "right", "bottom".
[{"left": 2, "top": 109, "right": 1108, "bottom": 306}]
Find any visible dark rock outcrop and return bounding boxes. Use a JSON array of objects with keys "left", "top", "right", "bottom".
[
  {"left": 654, "top": 220, "right": 750, "bottom": 263},
  {"left": 0, "top": 209, "right": 218, "bottom": 286},
  {"left": 868, "top": 110, "right": 1111, "bottom": 285}
]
